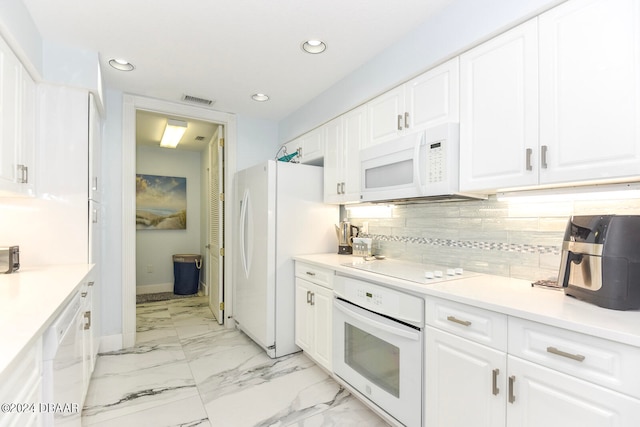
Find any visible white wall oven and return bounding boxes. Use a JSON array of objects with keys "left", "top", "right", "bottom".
[{"left": 333, "top": 274, "right": 424, "bottom": 427}]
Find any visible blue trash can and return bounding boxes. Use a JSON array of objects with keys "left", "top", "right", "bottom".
[{"left": 173, "top": 254, "right": 202, "bottom": 295}]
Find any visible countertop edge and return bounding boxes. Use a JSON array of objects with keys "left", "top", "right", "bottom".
[
  {"left": 294, "top": 254, "right": 640, "bottom": 348},
  {"left": 0, "top": 264, "right": 95, "bottom": 377}
]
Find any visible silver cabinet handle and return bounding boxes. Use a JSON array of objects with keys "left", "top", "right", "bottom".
[
  {"left": 88, "top": 281, "right": 95, "bottom": 287},
  {"left": 397, "top": 114, "right": 403, "bottom": 130},
  {"left": 92, "top": 176, "right": 98, "bottom": 192},
  {"left": 310, "top": 292, "right": 315, "bottom": 306},
  {"left": 446, "top": 315, "right": 472, "bottom": 327},
  {"left": 81, "top": 291, "right": 88, "bottom": 297},
  {"left": 336, "top": 183, "right": 341, "bottom": 195},
  {"left": 306, "top": 290, "right": 311, "bottom": 304},
  {"left": 404, "top": 112, "right": 410, "bottom": 129},
  {"left": 547, "top": 346, "right": 585, "bottom": 362},
  {"left": 492, "top": 368, "right": 500, "bottom": 395},
  {"left": 525, "top": 148, "right": 533, "bottom": 171},
  {"left": 541, "top": 145, "right": 548, "bottom": 169},
  {"left": 92, "top": 208, "right": 99, "bottom": 224},
  {"left": 84, "top": 311, "right": 92, "bottom": 330},
  {"left": 508, "top": 376, "right": 516, "bottom": 403},
  {"left": 306, "top": 271, "right": 316, "bottom": 276},
  {"left": 340, "top": 182, "right": 345, "bottom": 194}
]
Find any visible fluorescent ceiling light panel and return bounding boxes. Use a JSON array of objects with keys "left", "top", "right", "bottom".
[{"left": 160, "top": 119, "right": 188, "bottom": 148}]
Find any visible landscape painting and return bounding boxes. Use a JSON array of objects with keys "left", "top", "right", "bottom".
[{"left": 136, "top": 174, "right": 187, "bottom": 230}]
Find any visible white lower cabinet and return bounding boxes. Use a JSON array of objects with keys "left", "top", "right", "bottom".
[
  {"left": 425, "top": 326, "right": 506, "bottom": 427},
  {"left": 0, "top": 338, "right": 42, "bottom": 427},
  {"left": 294, "top": 262, "right": 333, "bottom": 371},
  {"left": 506, "top": 356, "right": 640, "bottom": 427},
  {"left": 424, "top": 297, "right": 640, "bottom": 426}
]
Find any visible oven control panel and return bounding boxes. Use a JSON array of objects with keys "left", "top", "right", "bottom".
[{"left": 335, "top": 275, "right": 424, "bottom": 326}]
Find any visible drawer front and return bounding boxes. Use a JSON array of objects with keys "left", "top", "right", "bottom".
[
  {"left": 295, "top": 262, "right": 334, "bottom": 289},
  {"left": 425, "top": 297, "right": 507, "bottom": 351},
  {"left": 509, "top": 317, "right": 640, "bottom": 399},
  {"left": 0, "top": 338, "right": 42, "bottom": 427}
]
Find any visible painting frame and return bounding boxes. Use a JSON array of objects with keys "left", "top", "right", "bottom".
[{"left": 136, "top": 174, "right": 187, "bottom": 230}]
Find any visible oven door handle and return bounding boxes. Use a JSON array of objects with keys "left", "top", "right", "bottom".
[{"left": 334, "top": 299, "right": 420, "bottom": 341}]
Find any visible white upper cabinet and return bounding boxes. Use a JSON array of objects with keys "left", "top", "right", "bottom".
[
  {"left": 324, "top": 105, "right": 366, "bottom": 204},
  {"left": 88, "top": 93, "right": 101, "bottom": 202},
  {"left": 0, "top": 35, "right": 35, "bottom": 196},
  {"left": 538, "top": 0, "right": 640, "bottom": 185},
  {"left": 282, "top": 127, "right": 325, "bottom": 165},
  {"left": 459, "top": 19, "right": 539, "bottom": 192},
  {"left": 366, "top": 57, "right": 459, "bottom": 148},
  {"left": 461, "top": 0, "right": 640, "bottom": 192}
]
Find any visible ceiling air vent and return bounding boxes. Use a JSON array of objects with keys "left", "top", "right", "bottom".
[
  {"left": 194, "top": 136, "right": 206, "bottom": 141},
  {"left": 182, "top": 94, "right": 215, "bottom": 106}
]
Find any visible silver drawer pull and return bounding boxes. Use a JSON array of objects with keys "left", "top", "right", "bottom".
[
  {"left": 492, "top": 368, "right": 500, "bottom": 396},
  {"left": 447, "top": 315, "right": 472, "bottom": 327},
  {"left": 546, "top": 346, "right": 585, "bottom": 362},
  {"left": 306, "top": 271, "right": 316, "bottom": 276}
]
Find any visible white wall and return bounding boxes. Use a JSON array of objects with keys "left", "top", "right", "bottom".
[
  {"left": 135, "top": 146, "right": 202, "bottom": 293},
  {"left": 236, "top": 115, "right": 280, "bottom": 171},
  {"left": 278, "top": 0, "right": 567, "bottom": 142}
]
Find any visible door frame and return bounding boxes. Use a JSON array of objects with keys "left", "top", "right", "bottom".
[
  {"left": 208, "top": 126, "right": 225, "bottom": 323},
  {"left": 121, "top": 95, "right": 237, "bottom": 348}
]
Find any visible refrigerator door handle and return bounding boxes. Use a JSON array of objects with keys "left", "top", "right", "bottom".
[{"left": 240, "top": 189, "right": 252, "bottom": 277}]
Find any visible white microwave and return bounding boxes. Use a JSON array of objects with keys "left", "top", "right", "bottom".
[{"left": 360, "top": 123, "right": 469, "bottom": 202}]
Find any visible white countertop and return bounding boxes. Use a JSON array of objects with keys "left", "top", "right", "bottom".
[
  {"left": 0, "top": 264, "right": 94, "bottom": 376},
  {"left": 294, "top": 253, "right": 640, "bottom": 348}
]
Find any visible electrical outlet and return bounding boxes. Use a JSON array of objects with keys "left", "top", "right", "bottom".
[
  {"left": 147, "top": 264, "right": 153, "bottom": 273},
  {"left": 352, "top": 237, "right": 373, "bottom": 256}
]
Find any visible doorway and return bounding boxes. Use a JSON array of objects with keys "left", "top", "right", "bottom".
[{"left": 122, "top": 95, "right": 237, "bottom": 348}]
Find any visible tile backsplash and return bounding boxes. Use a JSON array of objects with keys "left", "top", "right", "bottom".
[{"left": 347, "top": 195, "right": 640, "bottom": 281}]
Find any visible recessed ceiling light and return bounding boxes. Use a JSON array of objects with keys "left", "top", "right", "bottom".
[
  {"left": 108, "top": 58, "right": 135, "bottom": 71},
  {"left": 302, "top": 39, "right": 327, "bottom": 54},
  {"left": 252, "top": 93, "right": 270, "bottom": 102}
]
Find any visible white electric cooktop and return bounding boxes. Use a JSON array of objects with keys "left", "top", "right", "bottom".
[{"left": 340, "top": 258, "right": 481, "bottom": 285}]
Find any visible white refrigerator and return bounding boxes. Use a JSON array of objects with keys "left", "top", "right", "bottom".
[{"left": 233, "top": 160, "right": 338, "bottom": 358}]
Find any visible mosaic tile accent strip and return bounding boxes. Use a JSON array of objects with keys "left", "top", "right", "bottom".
[{"left": 361, "top": 234, "right": 561, "bottom": 255}]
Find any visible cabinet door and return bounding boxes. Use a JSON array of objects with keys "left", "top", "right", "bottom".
[
  {"left": 407, "top": 57, "right": 459, "bottom": 131},
  {"left": 341, "top": 105, "right": 366, "bottom": 202},
  {"left": 0, "top": 36, "right": 22, "bottom": 193},
  {"left": 425, "top": 326, "right": 507, "bottom": 427},
  {"left": 89, "top": 94, "right": 101, "bottom": 202},
  {"left": 311, "top": 284, "right": 333, "bottom": 370},
  {"left": 298, "top": 127, "right": 324, "bottom": 164},
  {"left": 459, "top": 19, "right": 539, "bottom": 192},
  {"left": 507, "top": 356, "right": 640, "bottom": 427},
  {"left": 294, "top": 278, "right": 313, "bottom": 353},
  {"left": 539, "top": 0, "right": 640, "bottom": 184},
  {"left": 323, "top": 117, "right": 343, "bottom": 203},
  {"left": 366, "top": 85, "right": 405, "bottom": 147},
  {"left": 19, "top": 70, "right": 35, "bottom": 196}
]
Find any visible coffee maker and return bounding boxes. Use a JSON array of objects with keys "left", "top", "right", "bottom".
[
  {"left": 335, "top": 220, "right": 360, "bottom": 255},
  {"left": 558, "top": 215, "right": 640, "bottom": 310}
]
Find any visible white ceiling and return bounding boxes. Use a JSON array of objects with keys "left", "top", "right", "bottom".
[
  {"left": 136, "top": 110, "right": 219, "bottom": 151},
  {"left": 22, "top": 0, "right": 453, "bottom": 122}
]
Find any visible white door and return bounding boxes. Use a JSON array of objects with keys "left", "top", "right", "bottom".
[
  {"left": 507, "top": 356, "right": 640, "bottom": 427},
  {"left": 538, "top": 0, "right": 640, "bottom": 184},
  {"left": 459, "top": 18, "right": 539, "bottom": 192},
  {"left": 425, "top": 326, "right": 507, "bottom": 427},
  {"left": 208, "top": 127, "right": 225, "bottom": 324},
  {"left": 341, "top": 105, "right": 366, "bottom": 202},
  {"left": 323, "top": 117, "right": 342, "bottom": 203}
]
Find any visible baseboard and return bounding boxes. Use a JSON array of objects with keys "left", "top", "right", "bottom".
[
  {"left": 100, "top": 334, "right": 123, "bottom": 353},
  {"left": 136, "top": 282, "right": 173, "bottom": 295}
]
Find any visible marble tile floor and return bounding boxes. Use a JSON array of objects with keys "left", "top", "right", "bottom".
[{"left": 81, "top": 296, "right": 390, "bottom": 427}]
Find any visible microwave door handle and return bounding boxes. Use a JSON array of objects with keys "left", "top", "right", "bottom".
[{"left": 413, "top": 137, "right": 425, "bottom": 194}]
